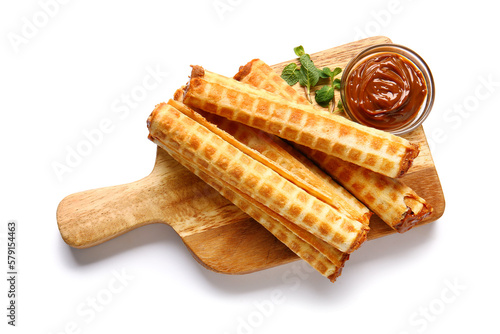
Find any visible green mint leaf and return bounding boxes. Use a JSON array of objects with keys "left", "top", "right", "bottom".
[
  {"left": 315, "top": 85, "right": 335, "bottom": 107},
  {"left": 294, "top": 45, "right": 305, "bottom": 57},
  {"left": 331, "top": 67, "right": 342, "bottom": 77},
  {"left": 281, "top": 63, "right": 299, "bottom": 86},
  {"left": 297, "top": 68, "right": 312, "bottom": 102},
  {"left": 299, "top": 54, "right": 320, "bottom": 88},
  {"left": 332, "top": 78, "right": 341, "bottom": 89},
  {"left": 297, "top": 68, "right": 307, "bottom": 87},
  {"left": 321, "top": 67, "right": 333, "bottom": 78},
  {"left": 318, "top": 70, "right": 330, "bottom": 79}
]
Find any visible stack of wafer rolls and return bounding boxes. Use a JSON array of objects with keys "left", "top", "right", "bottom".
[
  {"left": 233, "top": 59, "right": 432, "bottom": 232},
  {"left": 166, "top": 93, "right": 374, "bottom": 279},
  {"left": 148, "top": 100, "right": 370, "bottom": 281},
  {"left": 147, "top": 57, "right": 430, "bottom": 282}
]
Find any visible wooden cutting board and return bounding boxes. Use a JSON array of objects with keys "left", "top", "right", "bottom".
[{"left": 57, "top": 36, "right": 445, "bottom": 275}]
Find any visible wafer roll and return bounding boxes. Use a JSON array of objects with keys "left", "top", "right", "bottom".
[
  {"left": 235, "top": 59, "right": 432, "bottom": 232},
  {"left": 148, "top": 102, "right": 368, "bottom": 253},
  {"left": 169, "top": 97, "right": 371, "bottom": 226},
  {"left": 292, "top": 147, "right": 432, "bottom": 232},
  {"left": 153, "top": 140, "right": 343, "bottom": 281},
  {"left": 184, "top": 65, "right": 419, "bottom": 178}
]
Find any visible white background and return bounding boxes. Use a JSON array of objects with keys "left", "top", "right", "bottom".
[{"left": 1, "top": 0, "right": 499, "bottom": 333}]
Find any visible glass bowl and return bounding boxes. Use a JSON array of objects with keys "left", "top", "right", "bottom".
[{"left": 340, "top": 44, "right": 435, "bottom": 135}]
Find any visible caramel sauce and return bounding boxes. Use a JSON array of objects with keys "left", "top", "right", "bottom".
[{"left": 345, "top": 52, "right": 427, "bottom": 130}]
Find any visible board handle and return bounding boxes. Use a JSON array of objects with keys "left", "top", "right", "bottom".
[
  {"left": 56, "top": 148, "right": 185, "bottom": 248},
  {"left": 56, "top": 178, "right": 164, "bottom": 248}
]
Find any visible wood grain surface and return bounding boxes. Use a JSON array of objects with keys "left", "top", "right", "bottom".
[{"left": 57, "top": 36, "right": 445, "bottom": 274}]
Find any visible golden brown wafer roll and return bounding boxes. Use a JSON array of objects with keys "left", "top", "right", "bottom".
[
  {"left": 168, "top": 97, "right": 371, "bottom": 226},
  {"left": 153, "top": 141, "right": 343, "bottom": 281},
  {"left": 148, "top": 102, "right": 369, "bottom": 253},
  {"left": 235, "top": 59, "right": 432, "bottom": 232},
  {"left": 292, "top": 147, "right": 432, "bottom": 232},
  {"left": 184, "top": 65, "right": 419, "bottom": 178}
]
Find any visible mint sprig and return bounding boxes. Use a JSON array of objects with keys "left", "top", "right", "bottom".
[
  {"left": 315, "top": 67, "right": 342, "bottom": 112},
  {"left": 281, "top": 63, "right": 299, "bottom": 86},
  {"left": 281, "top": 46, "right": 343, "bottom": 113},
  {"left": 294, "top": 45, "right": 305, "bottom": 57},
  {"left": 315, "top": 85, "right": 335, "bottom": 108},
  {"left": 297, "top": 54, "right": 320, "bottom": 102}
]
